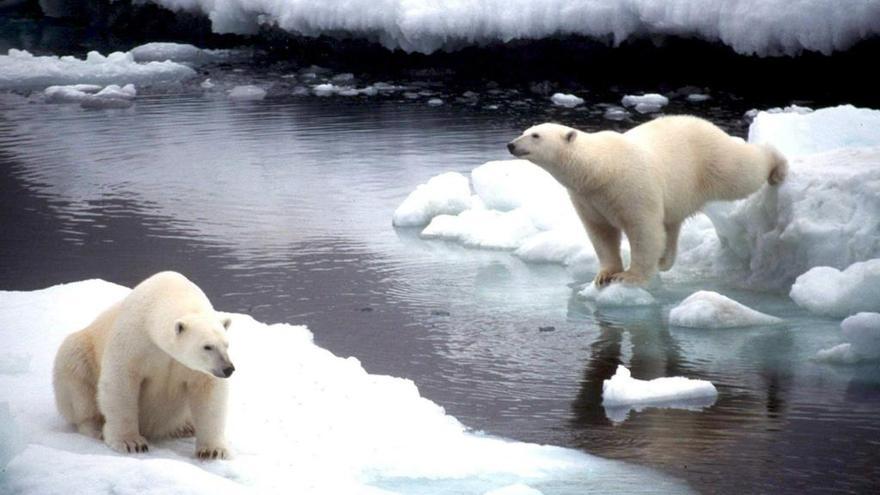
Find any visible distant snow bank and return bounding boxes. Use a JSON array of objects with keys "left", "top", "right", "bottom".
[
  {"left": 135, "top": 0, "right": 880, "bottom": 56},
  {"left": 0, "top": 280, "right": 687, "bottom": 494}
]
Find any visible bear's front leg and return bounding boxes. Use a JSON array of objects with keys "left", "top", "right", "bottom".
[
  {"left": 98, "top": 370, "right": 150, "bottom": 453},
  {"left": 188, "top": 380, "right": 231, "bottom": 460},
  {"left": 571, "top": 199, "right": 624, "bottom": 286},
  {"left": 612, "top": 216, "right": 666, "bottom": 286}
]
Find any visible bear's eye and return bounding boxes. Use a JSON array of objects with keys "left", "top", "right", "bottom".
[
  {"left": 531, "top": 133, "right": 540, "bottom": 139},
  {"left": 203, "top": 345, "right": 214, "bottom": 351}
]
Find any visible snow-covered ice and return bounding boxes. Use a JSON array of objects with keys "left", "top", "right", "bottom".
[
  {"left": 550, "top": 93, "right": 584, "bottom": 108},
  {"left": 392, "top": 172, "right": 473, "bottom": 227},
  {"left": 427, "top": 98, "right": 444, "bottom": 106},
  {"left": 228, "top": 85, "right": 267, "bottom": 101},
  {"left": 601, "top": 366, "right": 717, "bottom": 423},
  {"left": 0, "top": 280, "right": 692, "bottom": 494},
  {"left": 0, "top": 49, "right": 196, "bottom": 90},
  {"left": 789, "top": 260, "right": 880, "bottom": 317},
  {"left": 129, "top": 42, "right": 222, "bottom": 63},
  {"left": 44, "top": 83, "right": 137, "bottom": 108},
  {"left": 686, "top": 94, "right": 711, "bottom": 102},
  {"left": 668, "top": 291, "right": 782, "bottom": 328},
  {"left": 815, "top": 313, "right": 880, "bottom": 364},
  {"left": 621, "top": 94, "right": 668, "bottom": 114},
  {"left": 705, "top": 105, "right": 880, "bottom": 288},
  {"left": 580, "top": 284, "right": 655, "bottom": 308},
  {"left": 138, "top": 0, "right": 880, "bottom": 57}
]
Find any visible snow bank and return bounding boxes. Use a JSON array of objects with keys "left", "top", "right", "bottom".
[
  {"left": 789, "top": 260, "right": 880, "bottom": 317},
  {"left": 668, "top": 291, "right": 781, "bottom": 328},
  {"left": 140, "top": 0, "right": 880, "bottom": 56},
  {"left": 0, "top": 280, "right": 689, "bottom": 494},
  {"left": 550, "top": 93, "right": 584, "bottom": 108},
  {"left": 601, "top": 366, "right": 717, "bottom": 422},
  {"left": 579, "top": 284, "right": 655, "bottom": 308},
  {"left": 621, "top": 94, "right": 668, "bottom": 114},
  {"left": 228, "top": 85, "right": 267, "bottom": 101},
  {"left": 705, "top": 105, "right": 880, "bottom": 289},
  {"left": 815, "top": 312, "right": 880, "bottom": 364},
  {"left": 0, "top": 49, "right": 196, "bottom": 90}
]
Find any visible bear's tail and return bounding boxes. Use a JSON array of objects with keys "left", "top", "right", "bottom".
[{"left": 763, "top": 144, "right": 788, "bottom": 186}]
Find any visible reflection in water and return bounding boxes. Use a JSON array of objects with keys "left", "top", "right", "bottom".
[{"left": 2, "top": 93, "right": 879, "bottom": 493}]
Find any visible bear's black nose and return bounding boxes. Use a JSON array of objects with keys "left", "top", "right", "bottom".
[
  {"left": 223, "top": 365, "right": 235, "bottom": 378},
  {"left": 506, "top": 142, "right": 516, "bottom": 153}
]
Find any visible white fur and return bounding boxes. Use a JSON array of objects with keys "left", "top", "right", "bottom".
[
  {"left": 508, "top": 117, "right": 787, "bottom": 285},
  {"left": 52, "top": 271, "right": 234, "bottom": 459}
]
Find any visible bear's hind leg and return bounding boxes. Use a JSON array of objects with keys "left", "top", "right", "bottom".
[
  {"left": 658, "top": 222, "right": 682, "bottom": 272},
  {"left": 53, "top": 334, "right": 103, "bottom": 439}
]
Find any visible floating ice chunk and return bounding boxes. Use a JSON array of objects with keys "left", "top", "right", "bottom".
[
  {"left": 470, "top": 160, "right": 564, "bottom": 213},
  {"left": 427, "top": 98, "right": 444, "bottom": 106},
  {"left": 686, "top": 94, "right": 711, "bottom": 102},
  {"left": 514, "top": 230, "right": 592, "bottom": 266},
  {"left": 621, "top": 94, "right": 668, "bottom": 114},
  {"left": 550, "top": 93, "right": 584, "bottom": 108},
  {"left": 602, "top": 107, "right": 628, "bottom": 121},
  {"left": 0, "top": 48, "right": 196, "bottom": 90},
  {"left": 580, "top": 284, "right": 655, "bottom": 307},
  {"left": 602, "top": 366, "right": 718, "bottom": 407},
  {"left": 129, "top": 42, "right": 205, "bottom": 63},
  {"left": 200, "top": 78, "right": 215, "bottom": 89},
  {"left": 669, "top": 291, "right": 782, "bottom": 328},
  {"left": 392, "top": 172, "right": 473, "bottom": 227},
  {"left": 94, "top": 83, "right": 137, "bottom": 99},
  {"left": 313, "top": 83, "right": 341, "bottom": 96},
  {"left": 815, "top": 313, "right": 880, "bottom": 363},
  {"left": 228, "top": 85, "right": 267, "bottom": 101},
  {"left": 789, "top": 260, "right": 880, "bottom": 317},
  {"left": 44, "top": 85, "right": 96, "bottom": 103},
  {"left": 331, "top": 73, "right": 355, "bottom": 83}
]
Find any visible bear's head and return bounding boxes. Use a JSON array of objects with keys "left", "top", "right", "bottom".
[
  {"left": 170, "top": 314, "right": 235, "bottom": 379},
  {"left": 507, "top": 123, "right": 578, "bottom": 168}
]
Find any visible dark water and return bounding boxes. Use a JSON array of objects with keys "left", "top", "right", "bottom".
[{"left": 1, "top": 76, "right": 879, "bottom": 494}]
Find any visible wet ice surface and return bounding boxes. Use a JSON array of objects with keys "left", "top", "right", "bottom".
[{"left": 1, "top": 59, "right": 879, "bottom": 493}]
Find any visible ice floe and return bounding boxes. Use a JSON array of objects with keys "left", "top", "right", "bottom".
[
  {"left": 580, "top": 284, "right": 655, "bottom": 308},
  {"left": 815, "top": 312, "right": 880, "bottom": 364},
  {"left": 133, "top": 0, "right": 880, "bottom": 56},
  {"left": 228, "top": 85, "right": 267, "bottom": 101},
  {"left": 668, "top": 291, "right": 782, "bottom": 328},
  {"left": 0, "top": 49, "right": 196, "bottom": 90},
  {"left": 601, "top": 366, "right": 717, "bottom": 423},
  {"left": 550, "top": 93, "right": 584, "bottom": 108},
  {"left": 789, "top": 260, "right": 880, "bottom": 317},
  {"left": 392, "top": 172, "right": 473, "bottom": 227},
  {"left": 621, "top": 93, "right": 668, "bottom": 113},
  {"left": 0, "top": 280, "right": 692, "bottom": 494}
]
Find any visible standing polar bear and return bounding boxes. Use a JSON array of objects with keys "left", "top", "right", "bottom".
[
  {"left": 53, "top": 271, "right": 235, "bottom": 459},
  {"left": 507, "top": 116, "right": 787, "bottom": 286}
]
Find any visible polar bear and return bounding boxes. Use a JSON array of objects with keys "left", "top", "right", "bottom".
[
  {"left": 53, "top": 271, "right": 235, "bottom": 459},
  {"left": 507, "top": 116, "right": 787, "bottom": 286}
]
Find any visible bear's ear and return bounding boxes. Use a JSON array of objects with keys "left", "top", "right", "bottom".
[
  {"left": 565, "top": 130, "right": 577, "bottom": 143},
  {"left": 222, "top": 317, "right": 232, "bottom": 330},
  {"left": 175, "top": 321, "right": 186, "bottom": 334}
]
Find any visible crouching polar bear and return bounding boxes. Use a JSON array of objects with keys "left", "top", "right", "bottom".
[
  {"left": 53, "top": 271, "right": 235, "bottom": 459},
  {"left": 508, "top": 116, "right": 787, "bottom": 286}
]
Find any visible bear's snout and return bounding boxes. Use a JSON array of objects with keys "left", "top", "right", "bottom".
[
  {"left": 506, "top": 142, "right": 516, "bottom": 154},
  {"left": 222, "top": 365, "right": 235, "bottom": 378}
]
